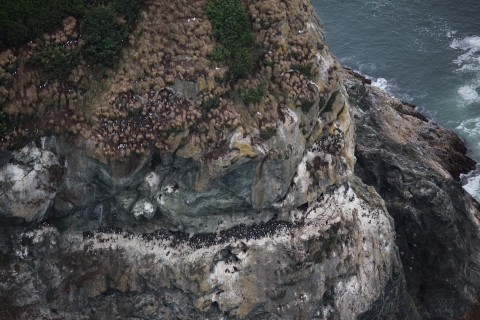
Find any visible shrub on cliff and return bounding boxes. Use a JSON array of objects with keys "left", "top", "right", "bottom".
[
  {"left": 0, "top": 0, "right": 86, "bottom": 50},
  {"left": 205, "top": 0, "right": 255, "bottom": 80},
  {"left": 82, "top": 6, "right": 129, "bottom": 67},
  {"left": 29, "top": 45, "right": 80, "bottom": 82},
  {"left": 112, "top": 0, "right": 144, "bottom": 22},
  {"left": 0, "top": 0, "right": 143, "bottom": 51},
  {"left": 241, "top": 85, "right": 265, "bottom": 106}
]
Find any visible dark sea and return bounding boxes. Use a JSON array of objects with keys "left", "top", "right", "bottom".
[{"left": 312, "top": 0, "right": 480, "bottom": 199}]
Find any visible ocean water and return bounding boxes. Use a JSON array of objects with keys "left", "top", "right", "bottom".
[{"left": 312, "top": 0, "right": 480, "bottom": 199}]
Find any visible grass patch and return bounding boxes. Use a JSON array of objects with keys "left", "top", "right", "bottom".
[
  {"left": 0, "top": 111, "right": 9, "bottom": 132},
  {"left": 1, "top": 0, "right": 144, "bottom": 67},
  {"left": 162, "top": 126, "right": 181, "bottom": 139},
  {"left": 313, "top": 223, "right": 341, "bottom": 264},
  {"left": 289, "top": 51, "right": 301, "bottom": 59},
  {"left": 210, "top": 44, "right": 230, "bottom": 62},
  {"left": 0, "top": 0, "right": 144, "bottom": 50},
  {"left": 262, "top": 59, "right": 275, "bottom": 68},
  {"left": 0, "top": 0, "right": 85, "bottom": 50},
  {"left": 205, "top": 0, "right": 255, "bottom": 80},
  {"left": 112, "top": 0, "right": 144, "bottom": 22}
]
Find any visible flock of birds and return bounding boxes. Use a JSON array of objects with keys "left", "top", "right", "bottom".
[{"left": 84, "top": 218, "right": 296, "bottom": 250}]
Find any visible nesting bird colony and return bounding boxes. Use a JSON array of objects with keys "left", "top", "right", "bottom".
[{"left": 0, "top": 0, "right": 338, "bottom": 164}]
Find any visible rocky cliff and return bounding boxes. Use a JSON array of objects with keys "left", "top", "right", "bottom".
[{"left": 1, "top": 0, "right": 480, "bottom": 319}]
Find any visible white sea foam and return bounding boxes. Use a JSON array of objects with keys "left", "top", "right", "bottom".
[
  {"left": 446, "top": 30, "right": 457, "bottom": 38},
  {"left": 350, "top": 69, "right": 396, "bottom": 97},
  {"left": 458, "top": 84, "right": 480, "bottom": 104},
  {"left": 462, "top": 168, "right": 480, "bottom": 198},
  {"left": 463, "top": 175, "right": 480, "bottom": 197},
  {"left": 372, "top": 78, "right": 388, "bottom": 91},
  {"left": 450, "top": 36, "right": 480, "bottom": 67},
  {"left": 450, "top": 36, "right": 480, "bottom": 106},
  {"left": 456, "top": 116, "right": 480, "bottom": 137}
]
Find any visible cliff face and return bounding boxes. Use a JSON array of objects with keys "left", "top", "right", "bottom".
[{"left": 0, "top": 1, "right": 480, "bottom": 319}]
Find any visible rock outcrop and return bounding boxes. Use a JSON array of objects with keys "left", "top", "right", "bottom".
[{"left": 1, "top": 0, "right": 480, "bottom": 319}]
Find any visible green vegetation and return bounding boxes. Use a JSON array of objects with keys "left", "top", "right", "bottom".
[
  {"left": 205, "top": 0, "right": 255, "bottom": 80},
  {"left": 112, "top": 0, "right": 144, "bottom": 22},
  {"left": 292, "top": 62, "right": 314, "bottom": 78},
  {"left": 162, "top": 126, "right": 181, "bottom": 139},
  {"left": 201, "top": 96, "right": 220, "bottom": 112},
  {"left": 241, "top": 85, "right": 265, "bottom": 106},
  {"left": 0, "top": 0, "right": 144, "bottom": 61},
  {"left": 83, "top": 6, "right": 129, "bottom": 67},
  {"left": 323, "top": 90, "right": 339, "bottom": 113},
  {"left": 289, "top": 51, "right": 301, "bottom": 59},
  {"left": 260, "top": 127, "right": 276, "bottom": 140},
  {"left": 0, "top": 0, "right": 85, "bottom": 50},
  {"left": 0, "top": 111, "right": 8, "bottom": 132},
  {"left": 262, "top": 59, "right": 275, "bottom": 68},
  {"left": 0, "top": 112, "right": 26, "bottom": 136},
  {"left": 300, "top": 100, "right": 314, "bottom": 113},
  {"left": 312, "top": 223, "right": 341, "bottom": 264},
  {"left": 29, "top": 45, "right": 79, "bottom": 82},
  {"left": 210, "top": 45, "right": 230, "bottom": 62}
]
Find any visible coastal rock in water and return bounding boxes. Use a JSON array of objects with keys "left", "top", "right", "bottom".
[{"left": 343, "top": 67, "right": 480, "bottom": 319}]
